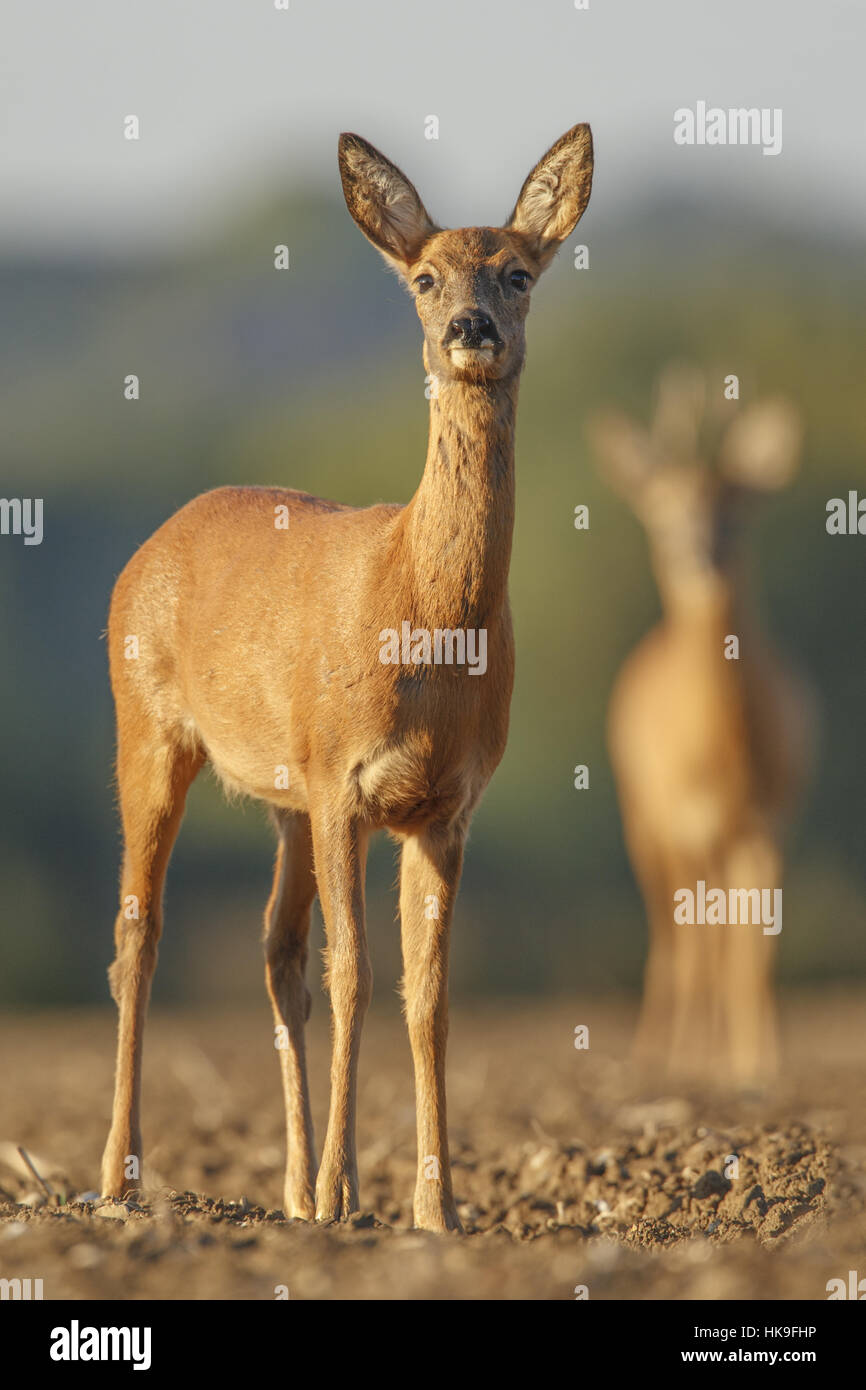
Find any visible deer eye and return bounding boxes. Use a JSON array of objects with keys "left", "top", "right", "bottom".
[
  {"left": 414, "top": 273, "right": 434, "bottom": 294},
  {"left": 509, "top": 269, "right": 530, "bottom": 291}
]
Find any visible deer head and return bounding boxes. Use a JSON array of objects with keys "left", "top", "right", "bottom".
[
  {"left": 590, "top": 365, "right": 803, "bottom": 601},
  {"left": 337, "top": 125, "right": 593, "bottom": 385}
]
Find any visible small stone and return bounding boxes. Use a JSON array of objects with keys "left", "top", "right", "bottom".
[{"left": 94, "top": 1201, "right": 133, "bottom": 1220}]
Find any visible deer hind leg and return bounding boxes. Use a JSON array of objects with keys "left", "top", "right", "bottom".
[
  {"left": 309, "top": 801, "right": 371, "bottom": 1222},
  {"left": 398, "top": 824, "right": 464, "bottom": 1233},
  {"left": 264, "top": 809, "right": 317, "bottom": 1220},
  {"left": 721, "top": 834, "right": 782, "bottom": 1086},
  {"left": 101, "top": 722, "right": 203, "bottom": 1198}
]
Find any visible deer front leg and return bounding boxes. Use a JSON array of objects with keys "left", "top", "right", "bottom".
[
  {"left": 399, "top": 825, "right": 464, "bottom": 1233},
  {"left": 627, "top": 836, "right": 677, "bottom": 1072},
  {"left": 263, "top": 810, "right": 318, "bottom": 1221},
  {"left": 309, "top": 805, "right": 371, "bottom": 1222}
]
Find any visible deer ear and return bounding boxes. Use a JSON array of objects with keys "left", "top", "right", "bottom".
[
  {"left": 588, "top": 411, "right": 655, "bottom": 502},
  {"left": 507, "top": 124, "right": 593, "bottom": 269},
  {"left": 338, "top": 133, "right": 437, "bottom": 275},
  {"left": 718, "top": 399, "right": 803, "bottom": 491}
]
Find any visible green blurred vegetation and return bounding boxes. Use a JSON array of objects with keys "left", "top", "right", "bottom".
[{"left": 1, "top": 185, "right": 864, "bottom": 1005}]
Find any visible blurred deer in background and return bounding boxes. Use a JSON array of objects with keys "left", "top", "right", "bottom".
[
  {"left": 591, "top": 368, "right": 815, "bottom": 1085},
  {"left": 100, "top": 125, "right": 594, "bottom": 1229}
]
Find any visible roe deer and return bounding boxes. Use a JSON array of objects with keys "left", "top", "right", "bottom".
[
  {"left": 591, "top": 367, "right": 815, "bottom": 1085},
  {"left": 101, "top": 125, "right": 593, "bottom": 1229}
]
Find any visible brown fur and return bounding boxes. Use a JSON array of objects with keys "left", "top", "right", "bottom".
[
  {"left": 101, "top": 125, "right": 593, "bottom": 1229},
  {"left": 591, "top": 368, "right": 815, "bottom": 1085}
]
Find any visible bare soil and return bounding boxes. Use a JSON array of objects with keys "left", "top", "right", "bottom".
[{"left": 1, "top": 992, "right": 864, "bottom": 1299}]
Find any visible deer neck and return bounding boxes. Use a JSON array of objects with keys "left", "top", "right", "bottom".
[
  {"left": 658, "top": 560, "right": 761, "bottom": 658},
  {"left": 398, "top": 372, "right": 518, "bottom": 627}
]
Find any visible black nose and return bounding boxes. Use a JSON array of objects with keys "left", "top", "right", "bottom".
[{"left": 448, "top": 313, "right": 497, "bottom": 347}]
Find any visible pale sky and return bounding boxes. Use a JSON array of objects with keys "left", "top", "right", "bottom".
[{"left": 3, "top": 0, "right": 863, "bottom": 253}]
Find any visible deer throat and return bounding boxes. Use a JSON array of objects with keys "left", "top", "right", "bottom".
[{"left": 397, "top": 376, "right": 518, "bottom": 630}]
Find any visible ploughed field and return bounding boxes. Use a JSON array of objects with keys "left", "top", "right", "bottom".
[{"left": 1, "top": 993, "right": 863, "bottom": 1299}]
